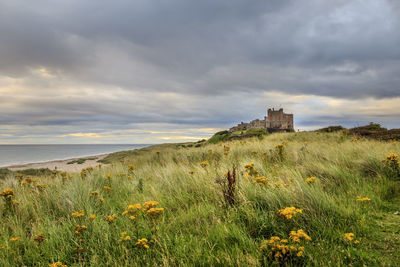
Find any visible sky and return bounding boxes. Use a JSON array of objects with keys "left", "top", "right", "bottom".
[{"left": 0, "top": 0, "right": 399, "bottom": 144}]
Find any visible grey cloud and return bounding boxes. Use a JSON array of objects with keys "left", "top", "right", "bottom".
[{"left": 0, "top": 0, "right": 400, "bottom": 143}]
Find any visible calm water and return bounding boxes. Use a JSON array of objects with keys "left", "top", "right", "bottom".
[{"left": 0, "top": 144, "right": 151, "bottom": 167}]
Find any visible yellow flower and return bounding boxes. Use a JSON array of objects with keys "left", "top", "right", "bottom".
[
  {"left": 88, "top": 214, "right": 96, "bottom": 220},
  {"left": 99, "top": 197, "right": 104, "bottom": 203},
  {"left": 255, "top": 176, "right": 269, "bottom": 185},
  {"left": 357, "top": 196, "right": 371, "bottom": 202},
  {"left": 34, "top": 233, "right": 45, "bottom": 244},
  {"left": 244, "top": 162, "right": 259, "bottom": 177},
  {"left": 90, "top": 191, "right": 99, "bottom": 196},
  {"left": 118, "top": 232, "right": 131, "bottom": 242},
  {"left": 106, "top": 173, "right": 112, "bottom": 180},
  {"left": 136, "top": 238, "right": 149, "bottom": 249},
  {"left": 200, "top": 161, "right": 209, "bottom": 167},
  {"left": 36, "top": 184, "right": 47, "bottom": 191},
  {"left": 305, "top": 176, "right": 318, "bottom": 184},
  {"left": 143, "top": 201, "right": 158, "bottom": 211},
  {"left": 128, "top": 164, "right": 135, "bottom": 172},
  {"left": 277, "top": 207, "right": 303, "bottom": 220},
  {"left": 103, "top": 186, "right": 112, "bottom": 191},
  {"left": 0, "top": 188, "right": 15, "bottom": 199},
  {"left": 289, "top": 229, "right": 311, "bottom": 243},
  {"left": 71, "top": 210, "right": 85, "bottom": 217},
  {"left": 106, "top": 214, "right": 117, "bottom": 223},
  {"left": 49, "top": 262, "right": 68, "bottom": 267},
  {"left": 122, "top": 203, "right": 142, "bottom": 216},
  {"left": 21, "top": 177, "right": 38, "bottom": 185},
  {"left": 74, "top": 225, "right": 87, "bottom": 235},
  {"left": 129, "top": 215, "right": 135, "bottom": 221},
  {"left": 146, "top": 207, "right": 164, "bottom": 219},
  {"left": 344, "top": 233, "right": 355, "bottom": 242},
  {"left": 9, "top": 237, "right": 20, "bottom": 242}
]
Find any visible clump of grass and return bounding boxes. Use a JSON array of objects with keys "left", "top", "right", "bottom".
[{"left": 67, "top": 157, "right": 97, "bottom": 165}]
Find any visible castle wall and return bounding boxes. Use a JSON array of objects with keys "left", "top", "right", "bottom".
[{"left": 229, "top": 108, "right": 294, "bottom": 133}]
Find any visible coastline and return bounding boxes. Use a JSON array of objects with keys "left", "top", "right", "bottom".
[{"left": 3, "top": 153, "right": 109, "bottom": 172}]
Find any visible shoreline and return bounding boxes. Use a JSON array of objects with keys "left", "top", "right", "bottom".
[{"left": 3, "top": 153, "right": 109, "bottom": 172}]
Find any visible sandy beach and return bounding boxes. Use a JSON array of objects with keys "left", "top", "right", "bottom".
[{"left": 4, "top": 154, "right": 109, "bottom": 172}]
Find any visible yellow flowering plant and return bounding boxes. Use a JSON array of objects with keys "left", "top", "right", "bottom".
[{"left": 277, "top": 207, "right": 303, "bottom": 220}]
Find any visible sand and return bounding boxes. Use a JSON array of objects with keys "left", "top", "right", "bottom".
[{"left": 4, "top": 154, "right": 109, "bottom": 172}]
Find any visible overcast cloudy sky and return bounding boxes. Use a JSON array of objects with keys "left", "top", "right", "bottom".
[{"left": 1, "top": 0, "right": 399, "bottom": 144}]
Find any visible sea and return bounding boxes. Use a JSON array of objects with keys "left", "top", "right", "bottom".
[{"left": 0, "top": 144, "right": 151, "bottom": 167}]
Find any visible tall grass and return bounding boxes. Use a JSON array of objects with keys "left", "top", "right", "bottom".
[{"left": 0, "top": 131, "right": 399, "bottom": 266}]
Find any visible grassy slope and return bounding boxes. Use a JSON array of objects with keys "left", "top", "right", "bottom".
[{"left": 0, "top": 132, "right": 399, "bottom": 266}]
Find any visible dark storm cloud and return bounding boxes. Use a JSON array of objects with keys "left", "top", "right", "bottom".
[{"left": 0, "top": 0, "right": 400, "bottom": 143}]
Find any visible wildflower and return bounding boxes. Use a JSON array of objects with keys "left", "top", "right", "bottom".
[
  {"left": 74, "top": 247, "right": 84, "bottom": 252},
  {"left": 90, "top": 191, "right": 99, "bottom": 196},
  {"left": 74, "top": 225, "right": 87, "bottom": 235},
  {"left": 289, "top": 230, "right": 311, "bottom": 243},
  {"left": 244, "top": 163, "right": 259, "bottom": 177},
  {"left": 252, "top": 150, "right": 258, "bottom": 155},
  {"left": 128, "top": 164, "right": 135, "bottom": 172},
  {"left": 129, "top": 215, "right": 135, "bottom": 221},
  {"left": 71, "top": 210, "right": 85, "bottom": 217},
  {"left": 88, "top": 214, "right": 96, "bottom": 220},
  {"left": 34, "top": 233, "right": 45, "bottom": 245},
  {"left": 106, "top": 214, "right": 117, "bottom": 224},
  {"left": 0, "top": 188, "right": 15, "bottom": 200},
  {"left": 255, "top": 176, "right": 269, "bottom": 185},
  {"left": 260, "top": 234, "right": 307, "bottom": 262},
  {"left": 357, "top": 196, "right": 371, "bottom": 202},
  {"left": 21, "top": 177, "right": 38, "bottom": 185},
  {"left": 136, "top": 238, "right": 149, "bottom": 249},
  {"left": 305, "top": 176, "right": 318, "bottom": 184},
  {"left": 15, "top": 173, "right": 24, "bottom": 180},
  {"left": 9, "top": 237, "right": 19, "bottom": 242},
  {"left": 118, "top": 232, "right": 131, "bottom": 242},
  {"left": 13, "top": 200, "right": 20, "bottom": 206},
  {"left": 344, "top": 233, "right": 355, "bottom": 242},
  {"left": 277, "top": 207, "right": 303, "bottom": 220},
  {"left": 143, "top": 201, "right": 158, "bottom": 211},
  {"left": 146, "top": 207, "right": 164, "bottom": 219},
  {"left": 36, "top": 184, "right": 47, "bottom": 191},
  {"left": 80, "top": 169, "right": 87, "bottom": 179},
  {"left": 99, "top": 197, "right": 104, "bottom": 203},
  {"left": 156, "top": 151, "right": 161, "bottom": 155},
  {"left": 106, "top": 173, "right": 112, "bottom": 180},
  {"left": 103, "top": 186, "right": 112, "bottom": 192},
  {"left": 200, "top": 161, "right": 209, "bottom": 167},
  {"left": 122, "top": 203, "right": 142, "bottom": 216},
  {"left": 49, "top": 262, "right": 68, "bottom": 267},
  {"left": 127, "top": 175, "right": 132, "bottom": 179}
]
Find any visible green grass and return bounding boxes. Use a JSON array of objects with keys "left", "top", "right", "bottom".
[
  {"left": 67, "top": 157, "right": 98, "bottom": 165},
  {"left": 0, "top": 131, "right": 399, "bottom": 266}
]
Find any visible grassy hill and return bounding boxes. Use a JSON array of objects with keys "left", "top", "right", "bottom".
[{"left": 0, "top": 131, "right": 399, "bottom": 266}]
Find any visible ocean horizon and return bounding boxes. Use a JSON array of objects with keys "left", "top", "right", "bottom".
[{"left": 0, "top": 144, "right": 152, "bottom": 167}]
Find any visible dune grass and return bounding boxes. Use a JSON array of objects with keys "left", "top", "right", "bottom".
[{"left": 0, "top": 131, "right": 399, "bottom": 266}]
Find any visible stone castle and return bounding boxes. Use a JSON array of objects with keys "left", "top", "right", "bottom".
[{"left": 229, "top": 108, "right": 294, "bottom": 133}]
